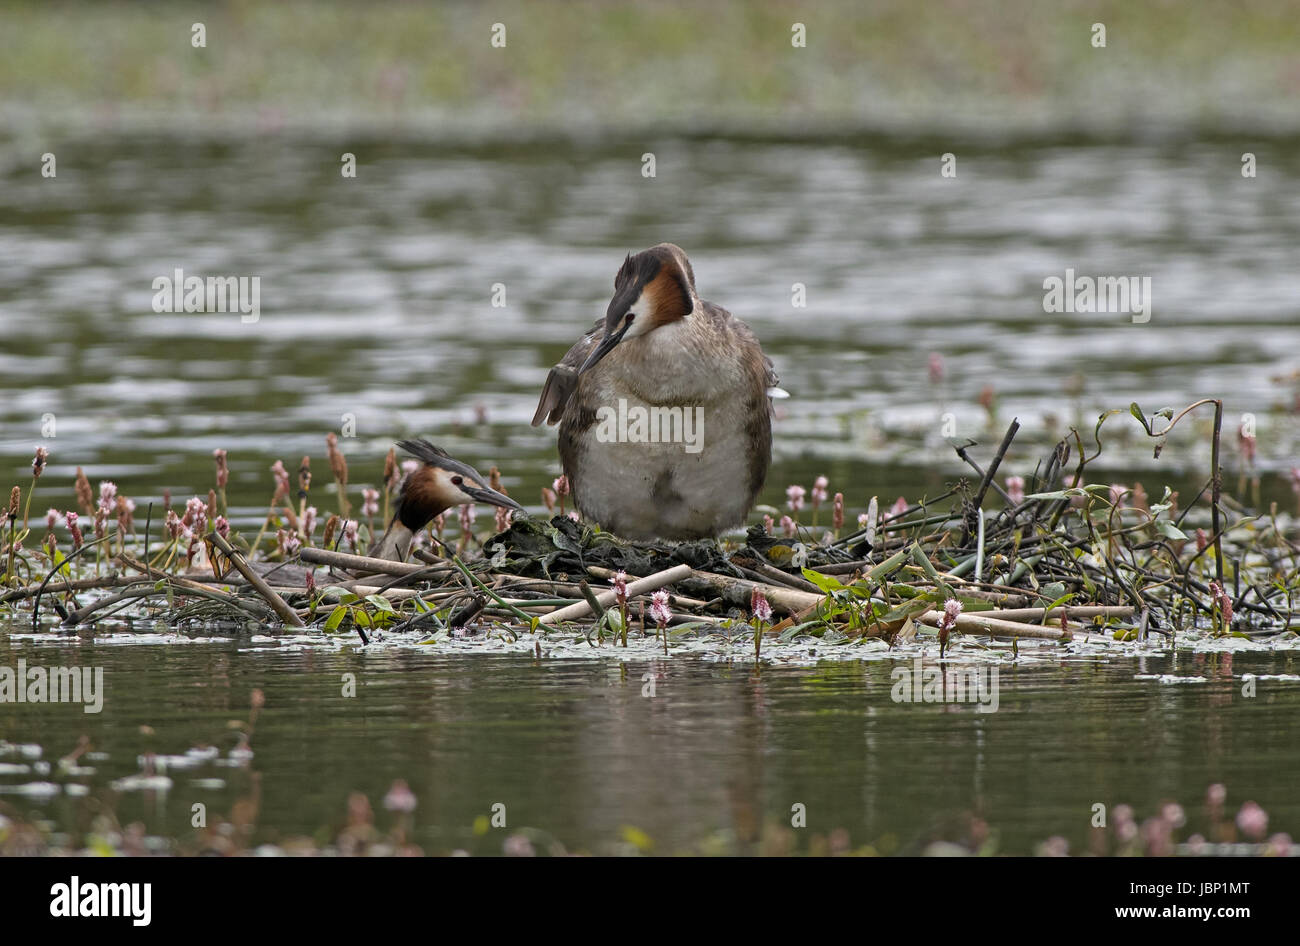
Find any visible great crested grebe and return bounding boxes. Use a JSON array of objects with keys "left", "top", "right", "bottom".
[
  {"left": 370, "top": 439, "right": 523, "bottom": 561},
  {"left": 532, "top": 243, "right": 778, "bottom": 540}
]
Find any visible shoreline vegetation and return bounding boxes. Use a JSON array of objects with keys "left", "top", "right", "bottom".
[
  {"left": 3, "top": 398, "right": 1299, "bottom": 647},
  {"left": 3, "top": 1, "right": 1300, "bottom": 139}
]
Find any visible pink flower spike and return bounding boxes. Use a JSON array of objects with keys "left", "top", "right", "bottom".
[
  {"left": 785, "top": 484, "right": 806, "bottom": 513},
  {"left": 97, "top": 481, "right": 118, "bottom": 517},
  {"left": 650, "top": 589, "right": 672, "bottom": 628},
  {"left": 811, "top": 476, "right": 828, "bottom": 506},
  {"left": 66, "top": 511, "right": 83, "bottom": 550},
  {"left": 1209, "top": 581, "right": 1233, "bottom": 625},
  {"left": 609, "top": 569, "right": 628, "bottom": 604},
  {"left": 1236, "top": 801, "right": 1268, "bottom": 840},
  {"left": 939, "top": 598, "right": 963, "bottom": 634},
  {"left": 213, "top": 448, "right": 229, "bottom": 489}
]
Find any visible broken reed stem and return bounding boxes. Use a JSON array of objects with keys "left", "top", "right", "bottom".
[
  {"left": 298, "top": 546, "right": 451, "bottom": 578},
  {"left": 210, "top": 531, "right": 305, "bottom": 628},
  {"left": 2, "top": 574, "right": 140, "bottom": 604},
  {"left": 973, "top": 605, "right": 1134, "bottom": 622},
  {"left": 738, "top": 558, "right": 823, "bottom": 594},
  {"left": 578, "top": 580, "right": 607, "bottom": 618},
  {"left": 596, "top": 565, "right": 822, "bottom": 616},
  {"left": 961, "top": 417, "right": 1020, "bottom": 546},
  {"left": 541, "top": 563, "right": 692, "bottom": 625},
  {"left": 64, "top": 581, "right": 268, "bottom": 626},
  {"left": 915, "top": 609, "right": 1071, "bottom": 641},
  {"left": 1210, "top": 399, "right": 1224, "bottom": 586}
]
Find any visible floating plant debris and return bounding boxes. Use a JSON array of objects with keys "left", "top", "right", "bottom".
[{"left": 2, "top": 400, "right": 1299, "bottom": 655}]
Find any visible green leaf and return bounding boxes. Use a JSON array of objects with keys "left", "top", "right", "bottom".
[
  {"left": 801, "top": 567, "right": 846, "bottom": 594},
  {"left": 1040, "top": 590, "right": 1075, "bottom": 624},
  {"left": 324, "top": 605, "right": 348, "bottom": 631},
  {"left": 1153, "top": 519, "right": 1188, "bottom": 540}
]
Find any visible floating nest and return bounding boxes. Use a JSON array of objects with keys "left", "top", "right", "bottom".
[{"left": 4, "top": 399, "right": 1298, "bottom": 648}]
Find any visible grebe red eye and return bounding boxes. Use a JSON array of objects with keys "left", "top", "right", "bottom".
[{"left": 451, "top": 476, "right": 463, "bottom": 486}]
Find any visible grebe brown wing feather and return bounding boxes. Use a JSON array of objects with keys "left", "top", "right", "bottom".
[{"left": 530, "top": 318, "right": 603, "bottom": 427}]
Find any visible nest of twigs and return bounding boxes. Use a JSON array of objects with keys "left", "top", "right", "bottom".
[{"left": 5, "top": 399, "right": 1298, "bottom": 650}]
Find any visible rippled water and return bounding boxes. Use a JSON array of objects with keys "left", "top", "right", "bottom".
[
  {"left": 4, "top": 131, "right": 1300, "bottom": 854},
  {"left": 2, "top": 634, "right": 1297, "bottom": 855},
  {"left": 2, "top": 132, "right": 1299, "bottom": 522}
]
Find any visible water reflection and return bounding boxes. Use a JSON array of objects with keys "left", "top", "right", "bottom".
[{"left": 0, "top": 638, "right": 1295, "bottom": 854}]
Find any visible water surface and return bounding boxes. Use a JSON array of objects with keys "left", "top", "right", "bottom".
[{"left": 2, "top": 132, "right": 1299, "bottom": 520}]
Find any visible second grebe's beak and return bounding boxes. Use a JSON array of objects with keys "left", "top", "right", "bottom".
[{"left": 461, "top": 482, "right": 525, "bottom": 512}]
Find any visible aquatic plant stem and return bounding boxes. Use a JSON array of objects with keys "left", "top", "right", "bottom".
[
  {"left": 960, "top": 418, "right": 1019, "bottom": 546},
  {"left": 30, "top": 533, "right": 115, "bottom": 630},
  {"left": 447, "top": 555, "right": 538, "bottom": 625},
  {"left": 1210, "top": 399, "right": 1224, "bottom": 587},
  {"left": 210, "top": 530, "right": 306, "bottom": 628}
]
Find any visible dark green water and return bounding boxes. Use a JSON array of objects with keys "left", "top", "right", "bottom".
[
  {"left": 3, "top": 132, "right": 1300, "bottom": 520},
  {"left": 2, "top": 635, "right": 1297, "bottom": 855},
  {"left": 4, "top": 131, "right": 1300, "bottom": 854}
]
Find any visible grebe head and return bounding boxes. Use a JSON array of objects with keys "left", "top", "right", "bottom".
[{"left": 579, "top": 243, "right": 697, "bottom": 375}]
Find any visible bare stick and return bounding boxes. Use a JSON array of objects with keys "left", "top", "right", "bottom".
[
  {"left": 540, "top": 564, "right": 692, "bottom": 625},
  {"left": 210, "top": 532, "right": 305, "bottom": 627},
  {"left": 2, "top": 575, "right": 139, "bottom": 604},
  {"left": 916, "top": 609, "right": 1071, "bottom": 641},
  {"left": 1210, "top": 399, "right": 1224, "bottom": 586},
  {"left": 652, "top": 567, "right": 823, "bottom": 615},
  {"left": 971, "top": 605, "right": 1133, "bottom": 621},
  {"left": 298, "top": 546, "right": 446, "bottom": 578},
  {"left": 961, "top": 418, "right": 1020, "bottom": 545}
]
